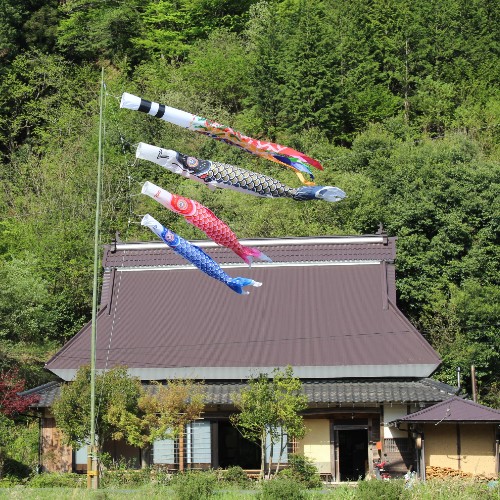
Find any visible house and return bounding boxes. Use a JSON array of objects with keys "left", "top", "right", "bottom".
[
  {"left": 390, "top": 396, "right": 500, "bottom": 479},
  {"left": 28, "top": 233, "right": 458, "bottom": 480}
]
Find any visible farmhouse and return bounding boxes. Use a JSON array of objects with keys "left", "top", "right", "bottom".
[{"left": 28, "top": 232, "right": 461, "bottom": 480}]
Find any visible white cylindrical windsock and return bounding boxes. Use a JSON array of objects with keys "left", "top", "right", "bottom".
[
  {"left": 141, "top": 214, "right": 162, "bottom": 239},
  {"left": 120, "top": 92, "right": 195, "bottom": 128},
  {"left": 120, "top": 92, "right": 142, "bottom": 110},
  {"left": 136, "top": 143, "right": 193, "bottom": 179}
]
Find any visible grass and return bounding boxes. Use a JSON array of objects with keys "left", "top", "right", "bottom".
[{"left": 0, "top": 479, "right": 498, "bottom": 500}]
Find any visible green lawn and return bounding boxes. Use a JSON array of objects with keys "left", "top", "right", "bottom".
[{"left": 0, "top": 480, "right": 499, "bottom": 500}]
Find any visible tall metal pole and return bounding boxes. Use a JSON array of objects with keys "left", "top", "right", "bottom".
[{"left": 88, "top": 67, "right": 105, "bottom": 489}]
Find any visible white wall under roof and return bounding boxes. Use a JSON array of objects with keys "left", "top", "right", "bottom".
[{"left": 384, "top": 404, "right": 409, "bottom": 438}]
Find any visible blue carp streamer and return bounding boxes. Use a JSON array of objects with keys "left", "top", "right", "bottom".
[{"left": 141, "top": 215, "right": 262, "bottom": 295}]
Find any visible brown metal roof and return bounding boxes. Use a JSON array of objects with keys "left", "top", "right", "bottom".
[
  {"left": 394, "top": 396, "right": 500, "bottom": 423},
  {"left": 46, "top": 235, "right": 440, "bottom": 381}
]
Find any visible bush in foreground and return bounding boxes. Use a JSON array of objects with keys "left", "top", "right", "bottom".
[
  {"left": 171, "top": 470, "right": 217, "bottom": 500},
  {"left": 218, "top": 465, "right": 251, "bottom": 487},
  {"left": 357, "top": 478, "right": 404, "bottom": 499},
  {"left": 27, "top": 472, "right": 86, "bottom": 488},
  {"left": 258, "top": 477, "right": 307, "bottom": 500},
  {"left": 278, "top": 454, "right": 322, "bottom": 489}
]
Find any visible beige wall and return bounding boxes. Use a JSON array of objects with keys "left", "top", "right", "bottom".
[
  {"left": 424, "top": 424, "right": 497, "bottom": 476},
  {"left": 296, "top": 419, "right": 331, "bottom": 473},
  {"left": 424, "top": 425, "right": 458, "bottom": 469},
  {"left": 460, "top": 424, "right": 496, "bottom": 476}
]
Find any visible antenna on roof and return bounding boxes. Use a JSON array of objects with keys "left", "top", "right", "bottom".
[{"left": 111, "top": 231, "right": 121, "bottom": 253}]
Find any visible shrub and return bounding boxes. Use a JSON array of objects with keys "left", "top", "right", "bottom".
[
  {"left": 149, "top": 466, "right": 173, "bottom": 486},
  {"left": 258, "top": 477, "right": 307, "bottom": 500},
  {"left": 1, "top": 457, "right": 31, "bottom": 479},
  {"left": 0, "top": 475, "right": 20, "bottom": 488},
  {"left": 171, "top": 470, "right": 217, "bottom": 500},
  {"left": 27, "top": 472, "right": 86, "bottom": 488},
  {"left": 283, "top": 453, "right": 322, "bottom": 489},
  {"left": 220, "top": 465, "right": 250, "bottom": 486},
  {"left": 356, "top": 478, "right": 404, "bottom": 499},
  {"left": 100, "top": 467, "right": 152, "bottom": 488},
  {"left": 406, "top": 478, "right": 500, "bottom": 499}
]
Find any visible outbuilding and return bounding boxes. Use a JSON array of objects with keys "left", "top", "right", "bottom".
[{"left": 390, "top": 396, "right": 500, "bottom": 480}]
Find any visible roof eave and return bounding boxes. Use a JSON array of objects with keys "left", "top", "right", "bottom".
[{"left": 49, "top": 363, "right": 441, "bottom": 382}]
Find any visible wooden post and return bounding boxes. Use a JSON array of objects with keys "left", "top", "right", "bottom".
[
  {"left": 495, "top": 431, "right": 499, "bottom": 475},
  {"left": 420, "top": 433, "right": 426, "bottom": 481},
  {"left": 329, "top": 420, "right": 335, "bottom": 482},
  {"left": 367, "top": 417, "right": 373, "bottom": 478},
  {"left": 179, "top": 425, "right": 185, "bottom": 472},
  {"left": 211, "top": 422, "right": 218, "bottom": 469},
  {"left": 471, "top": 365, "right": 478, "bottom": 403}
]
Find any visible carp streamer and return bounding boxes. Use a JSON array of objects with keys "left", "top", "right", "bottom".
[
  {"left": 121, "top": 92, "right": 323, "bottom": 184},
  {"left": 137, "top": 143, "right": 346, "bottom": 203},
  {"left": 142, "top": 181, "right": 271, "bottom": 266},
  {"left": 141, "top": 214, "right": 262, "bottom": 295}
]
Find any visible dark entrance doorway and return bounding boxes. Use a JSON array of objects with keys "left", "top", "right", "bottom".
[
  {"left": 218, "top": 421, "right": 260, "bottom": 469},
  {"left": 338, "top": 429, "right": 368, "bottom": 481}
]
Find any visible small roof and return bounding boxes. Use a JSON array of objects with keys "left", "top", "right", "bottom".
[
  {"left": 25, "top": 378, "right": 457, "bottom": 408},
  {"left": 393, "top": 396, "right": 500, "bottom": 424},
  {"left": 45, "top": 235, "right": 441, "bottom": 381}
]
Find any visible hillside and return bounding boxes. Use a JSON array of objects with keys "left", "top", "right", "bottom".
[{"left": 0, "top": 0, "right": 498, "bottom": 404}]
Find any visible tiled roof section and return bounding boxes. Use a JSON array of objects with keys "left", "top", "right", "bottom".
[
  {"left": 25, "top": 378, "right": 457, "bottom": 408},
  {"left": 204, "top": 378, "right": 457, "bottom": 405},
  {"left": 20, "top": 381, "right": 61, "bottom": 408},
  {"left": 102, "top": 235, "right": 396, "bottom": 268},
  {"left": 395, "top": 396, "right": 500, "bottom": 423}
]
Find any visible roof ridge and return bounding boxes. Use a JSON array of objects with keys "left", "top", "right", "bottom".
[
  {"left": 112, "top": 235, "right": 391, "bottom": 251},
  {"left": 19, "top": 380, "right": 60, "bottom": 396}
]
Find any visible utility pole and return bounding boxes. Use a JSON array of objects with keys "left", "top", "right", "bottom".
[
  {"left": 88, "top": 67, "right": 105, "bottom": 489},
  {"left": 471, "top": 365, "right": 478, "bottom": 403}
]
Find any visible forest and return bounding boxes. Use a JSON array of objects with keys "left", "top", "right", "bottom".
[{"left": 0, "top": 0, "right": 498, "bottom": 406}]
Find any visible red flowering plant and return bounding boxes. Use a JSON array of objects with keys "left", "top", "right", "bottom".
[{"left": 0, "top": 369, "right": 39, "bottom": 417}]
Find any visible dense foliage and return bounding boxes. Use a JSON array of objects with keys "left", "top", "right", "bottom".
[
  {"left": 231, "top": 367, "right": 308, "bottom": 478},
  {"left": 0, "top": 0, "right": 498, "bottom": 405},
  {"left": 52, "top": 366, "right": 142, "bottom": 450},
  {"left": 108, "top": 379, "right": 205, "bottom": 448}
]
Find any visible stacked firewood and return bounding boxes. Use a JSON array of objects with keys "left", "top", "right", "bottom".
[{"left": 426, "top": 465, "right": 497, "bottom": 481}]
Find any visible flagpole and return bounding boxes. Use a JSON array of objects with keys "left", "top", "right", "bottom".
[{"left": 88, "top": 66, "right": 104, "bottom": 489}]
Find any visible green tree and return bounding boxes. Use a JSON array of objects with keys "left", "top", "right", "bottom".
[
  {"left": 0, "top": 254, "right": 54, "bottom": 343},
  {"left": 56, "top": 0, "right": 143, "bottom": 64},
  {"left": 132, "top": 0, "right": 258, "bottom": 63},
  {"left": 108, "top": 379, "right": 205, "bottom": 447},
  {"left": 230, "top": 366, "right": 307, "bottom": 479},
  {"left": 52, "top": 366, "right": 142, "bottom": 452}
]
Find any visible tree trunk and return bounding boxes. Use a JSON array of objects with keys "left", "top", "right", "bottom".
[
  {"left": 274, "top": 432, "right": 285, "bottom": 478},
  {"left": 267, "top": 439, "right": 273, "bottom": 479},
  {"left": 260, "top": 429, "right": 266, "bottom": 480}
]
